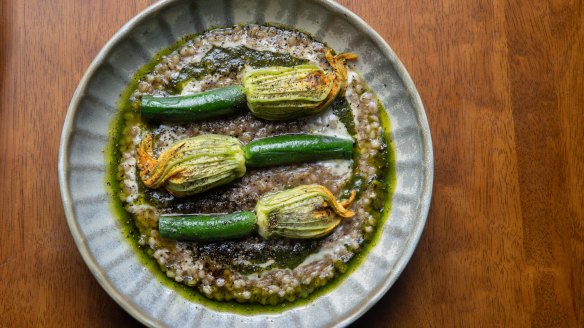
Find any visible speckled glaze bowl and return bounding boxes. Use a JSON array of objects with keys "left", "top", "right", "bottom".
[{"left": 58, "top": 0, "right": 433, "bottom": 326}]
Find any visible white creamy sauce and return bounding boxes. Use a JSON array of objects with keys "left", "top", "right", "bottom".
[
  {"left": 239, "top": 259, "right": 276, "bottom": 273},
  {"left": 190, "top": 43, "right": 213, "bottom": 63},
  {"left": 281, "top": 235, "right": 356, "bottom": 270},
  {"left": 301, "top": 107, "right": 350, "bottom": 138},
  {"left": 180, "top": 79, "right": 204, "bottom": 94},
  {"left": 318, "top": 159, "right": 353, "bottom": 177},
  {"left": 297, "top": 248, "right": 336, "bottom": 267},
  {"left": 302, "top": 107, "right": 353, "bottom": 178},
  {"left": 345, "top": 69, "right": 363, "bottom": 129},
  {"left": 240, "top": 259, "right": 278, "bottom": 280},
  {"left": 208, "top": 30, "right": 324, "bottom": 64}
]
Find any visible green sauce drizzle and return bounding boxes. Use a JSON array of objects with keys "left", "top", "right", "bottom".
[
  {"left": 172, "top": 46, "right": 307, "bottom": 92},
  {"left": 105, "top": 32, "right": 396, "bottom": 314}
]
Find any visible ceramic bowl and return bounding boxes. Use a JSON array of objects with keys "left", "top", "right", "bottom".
[{"left": 58, "top": 0, "right": 433, "bottom": 326}]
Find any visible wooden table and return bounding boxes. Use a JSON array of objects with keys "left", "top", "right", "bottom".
[{"left": 1, "top": 0, "right": 582, "bottom": 326}]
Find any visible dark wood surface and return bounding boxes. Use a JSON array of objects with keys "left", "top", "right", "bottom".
[{"left": 1, "top": 0, "right": 582, "bottom": 326}]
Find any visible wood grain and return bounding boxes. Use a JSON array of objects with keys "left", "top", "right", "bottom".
[{"left": 0, "top": 0, "right": 582, "bottom": 326}]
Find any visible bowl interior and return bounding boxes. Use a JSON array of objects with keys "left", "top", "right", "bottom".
[{"left": 59, "top": 0, "right": 432, "bottom": 327}]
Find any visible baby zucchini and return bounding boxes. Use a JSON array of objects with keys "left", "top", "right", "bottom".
[
  {"left": 140, "top": 85, "right": 247, "bottom": 122},
  {"left": 139, "top": 51, "right": 356, "bottom": 121},
  {"left": 158, "top": 211, "right": 257, "bottom": 241},
  {"left": 138, "top": 133, "right": 353, "bottom": 197},
  {"left": 244, "top": 134, "right": 353, "bottom": 167},
  {"left": 158, "top": 185, "right": 356, "bottom": 241}
]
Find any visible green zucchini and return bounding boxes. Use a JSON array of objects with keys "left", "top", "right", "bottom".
[
  {"left": 158, "top": 211, "right": 257, "bottom": 241},
  {"left": 243, "top": 134, "right": 353, "bottom": 167},
  {"left": 139, "top": 52, "right": 356, "bottom": 121},
  {"left": 157, "top": 185, "right": 355, "bottom": 241},
  {"left": 138, "top": 133, "right": 353, "bottom": 197},
  {"left": 140, "top": 85, "right": 246, "bottom": 122}
]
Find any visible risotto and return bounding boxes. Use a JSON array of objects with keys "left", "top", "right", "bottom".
[{"left": 111, "top": 24, "right": 395, "bottom": 306}]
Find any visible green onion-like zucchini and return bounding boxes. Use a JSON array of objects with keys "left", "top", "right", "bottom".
[
  {"left": 158, "top": 211, "right": 257, "bottom": 241},
  {"left": 244, "top": 134, "right": 353, "bottom": 167},
  {"left": 139, "top": 51, "right": 356, "bottom": 121}
]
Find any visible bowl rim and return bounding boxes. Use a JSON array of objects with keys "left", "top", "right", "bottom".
[{"left": 58, "top": 0, "right": 433, "bottom": 326}]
